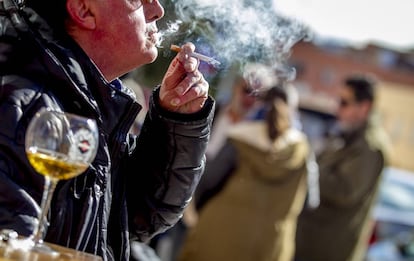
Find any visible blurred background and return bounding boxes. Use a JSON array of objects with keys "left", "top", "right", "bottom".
[{"left": 128, "top": 0, "right": 414, "bottom": 260}]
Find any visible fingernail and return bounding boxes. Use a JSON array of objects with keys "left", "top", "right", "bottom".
[{"left": 171, "top": 98, "right": 180, "bottom": 106}]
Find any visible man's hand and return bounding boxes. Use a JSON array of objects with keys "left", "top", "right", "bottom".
[{"left": 159, "top": 43, "right": 209, "bottom": 114}]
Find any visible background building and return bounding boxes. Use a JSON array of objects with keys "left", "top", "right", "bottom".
[{"left": 288, "top": 40, "right": 414, "bottom": 172}]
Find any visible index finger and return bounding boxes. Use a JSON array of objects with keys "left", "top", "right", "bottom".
[{"left": 164, "top": 43, "right": 199, "bottom": 86}]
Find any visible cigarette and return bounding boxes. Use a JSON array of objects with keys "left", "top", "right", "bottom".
[{"left": 170, "top": 45, "right": 221, "bottom": 67}]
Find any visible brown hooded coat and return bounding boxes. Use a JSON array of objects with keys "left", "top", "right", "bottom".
[{"left": 179, "top": 122, "right": 310, "bottom": 261}]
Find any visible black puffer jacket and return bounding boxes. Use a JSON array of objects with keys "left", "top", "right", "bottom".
[{"left": 0, "top": 4, "right": 214, "bottom": 261}]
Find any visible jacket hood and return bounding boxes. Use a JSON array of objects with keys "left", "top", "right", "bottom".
[
  {"left": 0, "top": 5, "right": 142, "bottom": 132},
  {"left": 0, "top": 6, "right": 99, "bottom": 114},
  {"left": 227, "top": 121, "right": 309, "bottom": 179}
]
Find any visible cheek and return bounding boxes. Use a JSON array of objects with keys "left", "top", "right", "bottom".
[
  {"left": 103, "top": 4, "right": 146, "bottom": 38},
  {"left": 338, "top": 108, "right": 351, "bottom": 122},
  {"left": 105, "top": 19, "right": 147, "bottom": 57},
  {"left": 128, "top": 14, "right": 148, "bottom": 45}
]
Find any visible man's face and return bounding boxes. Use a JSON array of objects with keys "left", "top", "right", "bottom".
[
  {"left": 91, "top": 0, "right": 164, "bottom": 75},
  {"left": 336, "top": 86, "right": 370, "bottom": 132}
]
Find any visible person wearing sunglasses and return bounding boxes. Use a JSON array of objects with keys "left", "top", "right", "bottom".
[{"left": 295, "top": 74, "right": 391, "bottom": 261}]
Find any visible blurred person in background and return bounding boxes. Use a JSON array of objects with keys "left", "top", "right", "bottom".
[
  {"left": 149, "top": 65, "right": 263, "bottom": 261},
  {"left": 178, "top": 83, "right": 311, "bottom": 261},
  {"left": 206, "top": 64, "right": 270, "bottom": 160},
  {"left": 197, "top": 73, "right": 314, "bottom": 212},
  {"left": 295, "top": 74, "right": 391, "bottom": 261},
  {"left": 198, "top": 63, "right": 274, "bottom": 208},
  {"left": 0, "top": 0, "right": 215, "bottom": 260}
]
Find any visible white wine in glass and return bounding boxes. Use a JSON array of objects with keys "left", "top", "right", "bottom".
[{"left": 24, "top": 108, "right": 99, "bottom": 255}]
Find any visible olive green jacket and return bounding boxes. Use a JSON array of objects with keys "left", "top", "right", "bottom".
[{"left": 295, "top": 117, "right": 391, "bottom": 261}]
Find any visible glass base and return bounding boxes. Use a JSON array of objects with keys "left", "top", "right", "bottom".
[
  {"left": 0, "top": 230, "right": 60, "bottom": 258},
  {"left": 31, "top": 241, "right": 60, "bottom": 256}
]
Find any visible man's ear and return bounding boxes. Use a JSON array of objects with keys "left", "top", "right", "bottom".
[{"left": 66, "top": 0, "right": 96, "bottom": 29}]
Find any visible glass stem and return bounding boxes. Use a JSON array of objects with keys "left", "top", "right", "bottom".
[{"left": 32, "top": 177, "right": 58, "bottom": 244}]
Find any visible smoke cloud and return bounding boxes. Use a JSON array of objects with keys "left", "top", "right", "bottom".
[{"left": 157, "top": 0, "right": 312, "bottom": 84}]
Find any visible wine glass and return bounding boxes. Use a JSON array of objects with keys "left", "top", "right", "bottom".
[{"left": 22, "top": 109, "right": 99, "bottom": 255}]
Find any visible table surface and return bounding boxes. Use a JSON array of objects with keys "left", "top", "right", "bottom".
[{"left": 0, "top": 241, "right": 103, "bottom": 261}]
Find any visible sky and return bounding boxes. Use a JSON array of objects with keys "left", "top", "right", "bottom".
[{"left": 272, "top": 0, "right": 414, "bottom": 51}]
